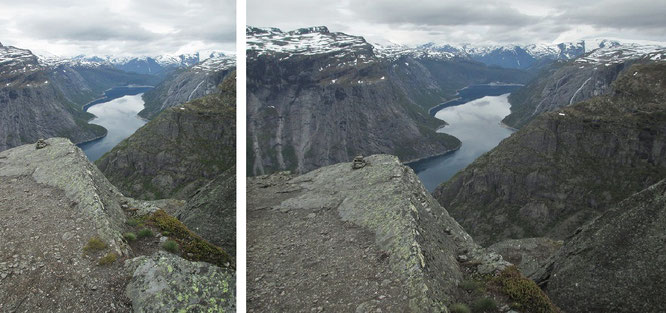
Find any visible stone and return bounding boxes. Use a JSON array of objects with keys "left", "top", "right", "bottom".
[
  {"left": 351, "top": 155, "right": 367, "bottom": 170},
  {"left": 35, "top": 139, "right": 48, "bottom": 149}
]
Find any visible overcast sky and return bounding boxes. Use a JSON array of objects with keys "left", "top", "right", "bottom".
[
  {"left": 0, "top": 0, "right": 235, "bottom": 57},
  {"left": 248, "top": 0, "right": 666, "bottom": 46}
]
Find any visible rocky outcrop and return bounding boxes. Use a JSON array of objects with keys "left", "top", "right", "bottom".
[
  {"left": 487, "top": 237, "right": 563, "bottom": 277},
  {"left": 96, "top": 72, "right": 236, "bottom": 200},
  {"left": 434, "top": 62, "right": 666, "bottom": 245},
  {"left": 0, "top": 138, "right": 235, "bottom": 312},
  {"left": 125, "top": 252, "right": 235, "bottom": 312},
  {"left": 247, "top": 26, "right": 531, "bottom": 176},
  {"left": 169, "top": 166, "right": 236, "bottom": 257},
  {"left": 532, "top": 179, "right": 666, "bottom": 312},
  {"left": 139, "top": 56, "right": 235, "bottom": 119},
  {"left": 248, "top": 154, "right": 557, "bottom": 312}
]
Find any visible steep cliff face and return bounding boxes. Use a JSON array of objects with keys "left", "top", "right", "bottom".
[
  {"left": 248, "top": 155, "right": 558, "bottom": 312},
  {"left": 504, "top": 44, "right": 666, "bottom": 128},
  {"left": 96, "top": 72, "right": 236, "bottom": 200},
  {"left": 0, "top": 43, "right": 160, "bottom": 152},
  {"left": 532, "top": 179, "right": 666, "bottom": 312},
  {"left": 247, "top": 26, "right": 530, "bottom": 176},
  {"left": 434, "top": 63, "right": 666, "bottom": 245},
  {"left": 139, "top": 55, "right": 235, "bottom": 119},
  {"left": 0, "top": 138, "right": 234, "bottom": 312}
]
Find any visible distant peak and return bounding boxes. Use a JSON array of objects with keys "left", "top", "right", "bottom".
[{"left": 289, "top": 26, "right": 330, "bottom": 35}]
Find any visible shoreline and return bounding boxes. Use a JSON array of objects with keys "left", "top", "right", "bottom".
[
  {"left": 402, "top": 141, "right": 463, "bottom": 165},
  {"left": 427, "top": 83, "right": 524, "bottom": 116}
]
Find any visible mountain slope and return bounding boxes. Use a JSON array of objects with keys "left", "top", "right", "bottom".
[
  {"left": 139, "top": 55, "right": 235, "bottom": 119},
  {"left": 504, "top": 43, "right": 666, "bottom": 128},
  {"left": 532, "top": 179, "right": 666, "bottom": 312},
  {"left": 247, "top": 26, "right": 529, "bottom": 176},
  {"left": 96, "top": 72, "right": 236, "bottom": 200},
  {"left": 434, "top": 62, "right": 666, "bottom": 245},
  {"left": 0, "top": 42, "right": 159, "bottom": 152}
]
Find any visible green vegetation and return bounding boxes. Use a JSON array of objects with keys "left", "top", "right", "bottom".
[
  {"left": 137, "top": 228, "right": 154, "bottom": 239},
  {"left": 98, "top": 252, "right": 118, "bottom": 265},
  {"left": 459, "top": 279, "right": 485, "bottom": 294},
  {"left": 491, "top": 266, "right": 560, "bottom": 313},
  {"left": 149, "top": 209, "right": 232, "bottom": 267},
  {"left": 83, "top": 237, "right": 107, "bottom": 253},
  {"left": 471, "top": 298, "right": 496, "bottom": 313},
  {"left": 123, "top": 232, "right": 137, "bottom": 241},
  {"left": 450, "top": 303, "right": 471, "bottom": 313},
  {"left": 126, "top": 217, "right": 143, "bottom": 227},
  {"left": 162, "top": 240, "right": 179, "bottom": 253}
]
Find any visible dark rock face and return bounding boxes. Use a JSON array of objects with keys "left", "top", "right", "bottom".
[
  {"left": 170, "top": 166, "right": 236, "bottom": 257},
  {"left": 487, "top": 237, "right": 563, "bottom": 277},
  {"left": 434, "top": 63, "right": 666, "bottom": 246},
  {"left": 139, "top": 64, "right": 234, "bottom": 119},
  {"left": 96, "top": 72, "right": 236, "bottom": 200},
  {"left": 532, "top": 179, "right": 666, "bottom": 312},
  {"left": 247, "top": 154, "right": 559, "bottom": 312},
  {"left": 503, "top": 60, "right": 627, "bottom": 128},
  {"left": 246, "top": 26, "right": 531, "bottom": 176}
]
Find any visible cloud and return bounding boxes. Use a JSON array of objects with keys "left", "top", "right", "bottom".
[
  {"left": 0, "top": 0, "right": 235, "bottom": 57},
  {"left": 247, "top": 0, "right": 666, "bottom": 45}
]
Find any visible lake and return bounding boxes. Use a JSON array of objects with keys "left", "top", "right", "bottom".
[
  {"left": 409, "top": 85, "right": 521, "bottom": 192},
  {"left": 78, "top": 86, "right": 152, "bottom": 161}
]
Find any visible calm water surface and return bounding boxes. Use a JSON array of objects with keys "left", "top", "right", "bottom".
[
  {"left": 409, "top": 93, "right": 516, "bottom": 192},
  {"left": 78, "top": 91, "right": 148, "bottom": 161}
]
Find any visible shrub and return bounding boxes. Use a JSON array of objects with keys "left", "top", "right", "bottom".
[
  {"left": 137, "top": 228, "right": 154, "bottom": 239},
  {"left": 459, "top": 279, "right": 484, "bottom": 293},
  {"left": 491, "top": 266, "right": 560, "bottom": 313},
  {"left": 126, "top": 218, "right": 141, "bottom": 227},
  {"left": 162, "top": 240, "right": 179, "bottom": 253},
  {"left": 471, "top": 298, "right": 497, "bottom": 313},
  {"left": 83, "top": 237, "right": 107, "bottom": 253},
  {"left": 123, "top": 232, "right": 137, "bottom": 241},
  {"left": 98, "top": 252, "right": 118, "bottom": 265},
  {"left": 149, "top": 209, "right": 232, "bottom": 267},
  {"left": 450, "top": 303, "right": 471, "bottom": 313}
]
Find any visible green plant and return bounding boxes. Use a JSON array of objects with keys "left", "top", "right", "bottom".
[
  {"left": 83, "top": 237, "right": 107, "bottom": 253},
  {"left": 123, "top": 232, "right": 137, "bottom": 241},
  {"left": 459, "top": 279, "right": 484, "bottom": 293},
  {"left": 490, "top": 266, "right": 560, "bottom": 313},
  {"left": 98, "top": 252, "right": 118, "bottom": 265},
  {"left": 471, "top": 298, "right": 497, "bottom": 313},
  {"left": 149, "top": 209, "right": 232, "bottom": 267},
  {"left": 137, "top": 228, "right": 154, "bottom": 239},
  {"left": 162, "top": 240, "right": 179, "bottom": 253},
  {"left": 126, "top": 218, "right": 141, "bottom": 227},
  {"left": 450, "top": 303, "right": 471, "bottom": 313}
]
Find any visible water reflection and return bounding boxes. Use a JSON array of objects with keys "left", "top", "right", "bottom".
[
  {"left": 409, "top": 94, "right": 514, "bottom": 192},
  {"left": 78, "top": 94, "right": 146, "bottom": 161}
]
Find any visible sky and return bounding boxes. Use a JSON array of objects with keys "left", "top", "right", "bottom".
[
  {"left": 0, "top": 0, "right": 235, "bottom": 57},
  {"left": 248, "top": 0, "right": 666, "bottom": 46}
]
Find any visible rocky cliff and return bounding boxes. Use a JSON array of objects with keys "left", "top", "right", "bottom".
[
  {"left": 0, "top": 43, "right": 159, "bottom": 152},
  {"left": 503, "top": 44, "right": 666, "bottom": 128},
  {"left": 139, "top": 55, "right": 235, "bottom": 119},
  {"left": 532, "top": 179, "right": 666, "bottom": 312},
  {"left": 434, "top": 62, "right": 666, "bottom": 245},
  {"left": 248, "top": 154, "right": 558, "bottom": 312},
  {"left": 0, "top": 138, "right": 234, "bottom": 312},
  {"left": 96, "top": 72, "right": 236, "bottom": 200},
  {"left": 247, "top": 26, "right": 530, "bottom": 176}
]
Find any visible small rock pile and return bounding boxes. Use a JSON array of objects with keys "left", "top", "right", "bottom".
[
  {"left": 35, "top": 139, "right": 48, "bottom": 149},
  {"left": 351, "top": 155, "right": 366, "bottom": 169}
]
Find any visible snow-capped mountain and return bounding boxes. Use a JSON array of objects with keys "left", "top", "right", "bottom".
[
  {"left": 192, "top": 54, "right": 236, "bottom": 73},
  {"left": 420, "top": 41, "right": 586, "bottom": 69},
  {"left": 0, "top": 42, "right": 43, "bottom": 78}
]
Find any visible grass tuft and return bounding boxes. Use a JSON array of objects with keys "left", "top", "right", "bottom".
[
  {"left": 137, "top": 228, "right": 154, "bottom": 239},
  {"left": 450, "top": 303, "right": 471, "bottom": 313},
  {"left": 162, "top": 240, "right": 179, "bottom": 253},
  {"left": 490, "top": 266, "right": 560, "bottom": 313},
  {"left": 471, "top": 297, "right": 496, "bottom": 313},
  {"left": 123, "top": 232, "right": 137, "bottom": 241},
  {"left": 83, "top": 237, "right": 107, "bottom": 253},
  {"left": 98, "top": 252, "right": 118, "bottom": 265}
]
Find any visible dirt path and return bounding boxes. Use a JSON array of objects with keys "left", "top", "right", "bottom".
[{"left": 247, "top": 174, "right": 409, "bottom": 312}]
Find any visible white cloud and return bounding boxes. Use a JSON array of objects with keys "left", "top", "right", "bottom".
[{"left": 0, "top": 0, "right": 235, "bottom": 57}]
